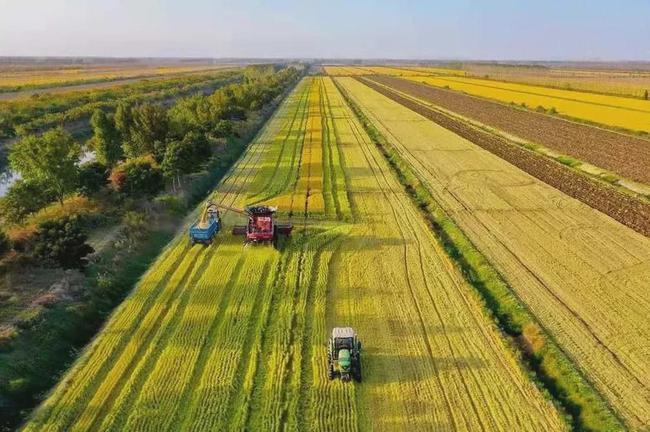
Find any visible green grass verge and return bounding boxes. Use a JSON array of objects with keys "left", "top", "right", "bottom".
[{"left": 334, "top": 78, "right": 626, "bottom": 432}]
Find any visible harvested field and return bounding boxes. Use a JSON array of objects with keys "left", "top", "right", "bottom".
[
  {"left": 337, "top": 76, "right": 650, "bottom": 430},
  {"left": 323, "top": 66, "right": 370, "bottom": 76},
  {"left": 402, "top": 75, "right": 650, "bottom": 133},
  {"left": 460, "top": 64, "right": 650, "bottom": 99},
  {"left": 367, "top": 75, "right": 650, "bottom": 185},
  {"left": 324, "top": 66, "right": 466, "bottom": 77},
  {"left": 0, "top": 63, "right": 231, "bottom": 92},
  {"left": 0, "top": 67, "right": 235, "bottom": 102},
  {"left": 360, "top": 77, "right": 650, "bottom": 237},
  {"left": 24, "top": 77, "right": 565, "bottom": 431}
]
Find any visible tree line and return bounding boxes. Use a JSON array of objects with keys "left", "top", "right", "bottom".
[{"left": 0, "top": 65, "right": 300, "bottom": 264}]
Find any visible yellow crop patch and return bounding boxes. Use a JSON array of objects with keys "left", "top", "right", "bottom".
[{"left": 406, "top": 75, "right": 650, "bottom": 132}]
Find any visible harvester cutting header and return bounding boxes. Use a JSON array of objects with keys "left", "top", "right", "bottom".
[{"left": 189, "top": 202, "right": 293, "bottom": 245}]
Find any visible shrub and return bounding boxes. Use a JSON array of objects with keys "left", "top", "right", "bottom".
[
  {"left": 109, "top": 157, "right": 164, "bottom": 197},
  {"left": 154, "top": 194, "right": 186, "bottom": 215},
  {"left": 212, "top": 119, "right": 234, "bottom": 138},
  {"left": 0, "top": 179, "right": 57, "bottom": 223},
  {"left": 122, "top": 211, "right": 149, "bottom": 245},
  {"left": 78, "top": 161, "right": 109, "bottom": 197},
  {"left": 30, "top": 216, "right": 94, "bottom": 269}
]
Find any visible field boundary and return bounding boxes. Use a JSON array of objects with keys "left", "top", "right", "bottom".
[
  {"left": 357, "top": 77, "right": 650, "bottom": 238},
  {"left": 333, "top": 77, "right": 625, "bottom": 432}
]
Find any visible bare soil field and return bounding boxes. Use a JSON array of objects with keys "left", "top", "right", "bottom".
[
  {"left": 361, "top": 78, "right": 650, "bottom": 237},
  {"left": 338, "top": 76, "right": 650, "bottom": 429},
  {"left": 368, "top": 76, "right": 650, "bottom": 185}
]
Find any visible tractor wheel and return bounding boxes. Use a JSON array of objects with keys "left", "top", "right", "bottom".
[
  {"left": 353, "top": 362, "right": 362, "bottom": 383},
  {"left": 327, "top": 362, "right": 335, "bottom": 380}
]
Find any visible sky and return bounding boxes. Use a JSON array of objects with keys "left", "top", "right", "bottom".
[{"left": 1, "top": 0, "right": 649, "bottom": 60}]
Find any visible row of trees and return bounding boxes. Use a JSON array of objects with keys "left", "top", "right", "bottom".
[{"left": 0, "top": 66, "right": 299, "bottom": 227}]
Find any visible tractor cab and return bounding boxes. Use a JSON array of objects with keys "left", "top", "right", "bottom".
[{"left": 327, "top": 327, "right": 362, "bottom": 382}]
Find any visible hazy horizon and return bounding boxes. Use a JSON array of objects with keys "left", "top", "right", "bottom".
[{"left": 1, "top": 0, "right": 649, "bottom": 61}]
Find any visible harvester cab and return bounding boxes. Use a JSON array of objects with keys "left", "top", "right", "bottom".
[
  {"left": 231, "top": 205, "right": 293, "bottom": 245},
  {"left": 327, "top": 327, "right": 362, "bottom": 382},
  {"left": 188, "top": 202, "right": 222, "bottom": 245}
]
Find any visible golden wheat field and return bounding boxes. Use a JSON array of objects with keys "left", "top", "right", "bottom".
[
  {"left": 324, "top": 65, "right": 466, "bottom": 77},
  {"left": 463, "top": 65, "right": 650, "bottom": 98},
  {"left": 23, "top": 76, "right": 566, "bottom": 431},
  {"left": 336, "top": 76, "right": 650, "bottom": 430},
  {"left": 0, "top": 64, "right": 229, "bottom": 90},
  {"left": 403, "top": 75, "right": 650, "bottom": 132}
]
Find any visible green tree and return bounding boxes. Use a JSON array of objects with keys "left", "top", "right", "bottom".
[
  {"left": 213, "top": 119, "right": 234, "bottom": 138},
  {"left": 168, "top": 95, "right": 213, "bottom": 137},
  {"left": 114, "top": 102, "right": 134, "bottom": 144},
  {"left": 109, "top": 157, "right": 164, "bottom": 197},
  {"left": 9, "top": 128, "right": 81, "bottom": 205},
  {"left": 124, "top": 104, "right": 169, "bottom": 158},
  {"left": 0, "top": 179, "right": 56, "bottom": 223},
  {"left": 161, "top": 132, "right": 210, "bottom": 190},
  {"left": 90, "top": 109, "right": 122, "bottom": 167},
  {"left": 31, "top": 216, "right": 94, "bottom": 269}
]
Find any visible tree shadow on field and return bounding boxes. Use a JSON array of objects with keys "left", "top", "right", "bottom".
[
  {"left": 337, "top": 233, "right": 410, "bottom": 252},
  {"left": 342, "top": 166, "right": 375, "bottom": 181},
  {"left": 358, "top": 346, "right": 487, "bottom": 386}
]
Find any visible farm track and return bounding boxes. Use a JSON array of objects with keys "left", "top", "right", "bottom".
[
  {"left": 367, "top": 75, "right": 650, "bottom": 185},
  {"left": 337, "top": 76, "right": 650, "bottom": 429},
  {"left": 360, "top": 77, "right": 650, "bottom": 238},
  {"left": 24, "top": 77, "right": 565, "bottom": 431}
]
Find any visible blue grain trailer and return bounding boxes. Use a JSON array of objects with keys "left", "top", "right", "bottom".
[{"left": 189, "top": 202, "right": 222, "bottom": 245}]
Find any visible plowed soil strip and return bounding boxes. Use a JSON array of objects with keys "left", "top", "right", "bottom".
[
  {"left": 367, "top": 75, "right": 650, "bottom": 185},
  {"left": 360, "top": 77, "right": 650, "bottom": 238}
]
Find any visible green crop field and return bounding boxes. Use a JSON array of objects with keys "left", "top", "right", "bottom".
[{"left": 23, "top": 77, "right": 565, "bottom": 431}]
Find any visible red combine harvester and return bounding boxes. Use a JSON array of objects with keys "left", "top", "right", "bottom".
[{"left": 220, "top": 204, "right": 293, "bottom": 244}]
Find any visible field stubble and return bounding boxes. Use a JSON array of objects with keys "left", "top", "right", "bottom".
[
  {"left": 336, "top": 76, "right": 650, "bottom": 430},
  {"left": 24, "top": 77, "right": 565, "bottom": 431}
]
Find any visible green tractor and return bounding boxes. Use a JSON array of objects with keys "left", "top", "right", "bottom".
[{"left": 327, "top": 327, "right": 362, "bottom": 382}]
